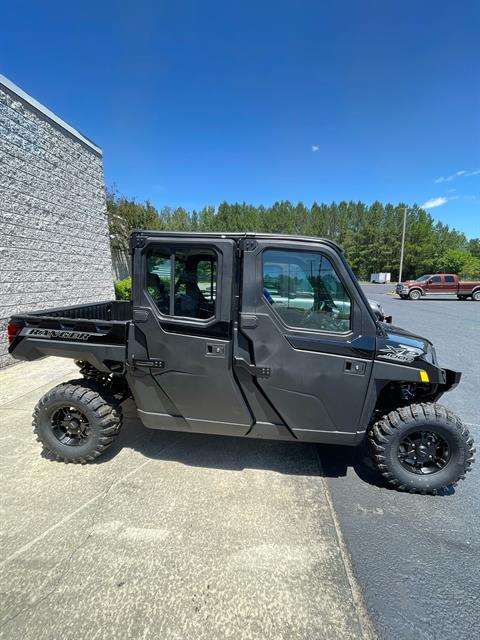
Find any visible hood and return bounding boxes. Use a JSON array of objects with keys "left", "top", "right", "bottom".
[{"left": 376, "top": 324, "right": 437, "bottom": 366}]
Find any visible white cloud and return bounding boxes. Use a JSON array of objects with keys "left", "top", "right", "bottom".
[
  {"left": 434, "top": 168, "right": 480, "bottom": 183},
  {"left": 422, "top": 197, "right": 448, "bottom": 209},
  {"left": 311, "top": 145, "right": 319, "bottom": 152}
]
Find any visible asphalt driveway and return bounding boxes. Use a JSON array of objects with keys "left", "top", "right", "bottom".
[{"left": 319, "top": 285, "right": 479, "bottom": 640}]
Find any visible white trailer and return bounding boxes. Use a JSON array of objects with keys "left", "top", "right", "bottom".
[{"left": 370, "top": 272, "right": 391, "bottom": 284}]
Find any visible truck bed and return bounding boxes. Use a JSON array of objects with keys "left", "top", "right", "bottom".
[
  {"left": 8, "top": 301, "right": 131, "bottom": 373},
  {"left": 457, "top": 280, "right": 480, "bottom": 293}
]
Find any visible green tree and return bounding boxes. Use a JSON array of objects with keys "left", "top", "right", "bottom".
[
  {"left": 468, "top": 238, "right": 480, "bottom": 258},
  {"left": 106, "top": 186, "right": 478, "bottom": 283},
  {"left": 168, "top": 207, "right": 191, "bottom": 231},
  {"left": 438, "top": 250, "right": 480, "bottom": 277}
]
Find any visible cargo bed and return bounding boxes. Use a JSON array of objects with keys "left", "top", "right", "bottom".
[{"left": 8, "top": 300, "right": 131, "bottom": 373}]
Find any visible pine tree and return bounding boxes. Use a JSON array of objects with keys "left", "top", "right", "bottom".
[{"left": 106, "top": 187, "right": 478, "bottom": 280}]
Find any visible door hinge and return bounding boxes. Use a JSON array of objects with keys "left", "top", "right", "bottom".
[
  {"left": 240, "top": 314, "right": 258, "bottom": 329},
  {"left": 131, "top": 358, "right": 165, "bottom": 370},
  {"left": 129, "top": 233, "right": 146, "bottom": 255},
  {"left": 234, "top": 357, "right": 271, "bottom": 378},
  {"left": 238, "top": 238, "right": 258, "bottom": 251}
]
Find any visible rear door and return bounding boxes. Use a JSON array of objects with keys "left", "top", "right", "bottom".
[
  {"left": 443, "top": 274, "right": 457, "bottom": 294},
  {"left": 127, "top": 235, "right": 253, "bottom": 436},
  {"left": 236, "top": 239, "right": 377, "bottom": 444}
]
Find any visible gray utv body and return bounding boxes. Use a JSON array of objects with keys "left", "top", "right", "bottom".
[{"left": 9, "top": 232, "right": 459, "bottom": 446}]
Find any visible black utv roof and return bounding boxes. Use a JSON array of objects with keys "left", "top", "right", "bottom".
[{"left": 130, "top": 230, "right": 343, "bottom": 253}]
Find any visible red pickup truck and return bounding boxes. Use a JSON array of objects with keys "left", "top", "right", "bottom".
[{"left": 396, "top": 274, "right": 480, "bottom": 300}]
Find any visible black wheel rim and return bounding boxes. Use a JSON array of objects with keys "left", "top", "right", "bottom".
[
  {"left": 50, "top": 406, "right": 91, "bottom": 446},
  {"left": 398, "top": 430, "right": 451, "bottom": 475}
]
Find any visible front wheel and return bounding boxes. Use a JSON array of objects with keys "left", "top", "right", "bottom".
[
  {"left": 33, "top": 379, "right": 123, "bottom": 463},
  {"left": 408, "top": 289, "right": 421, "bottom": 300},
  {"left": 368, "top": 403, "right": 475, "bottom": 493}
]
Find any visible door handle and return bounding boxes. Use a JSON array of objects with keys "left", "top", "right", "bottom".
[
  {"left": 344, "top": 360, "right": 366, "bottom": 375},
  {"left": 206, "top": 343, "right": 225, "bottom": 357}
]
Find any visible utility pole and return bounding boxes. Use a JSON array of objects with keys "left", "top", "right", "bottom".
[{"left": 398, "top": 206, "right": 407, "bottom": 283}]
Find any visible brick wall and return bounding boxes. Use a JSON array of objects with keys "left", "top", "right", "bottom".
[{"left": 0, "top": 79, "right": 114, "bottom": 367}]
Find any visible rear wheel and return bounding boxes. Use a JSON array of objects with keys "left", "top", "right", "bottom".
[
  {"left": 368, "top": 403, "right": 475, "bottom": 493},
  {"left": 472, "top": 290, "right": 480, "bottom": 301},
  {"left": 408, "top": 289, "right": 421, "bottom": 300},
  {"left": 33, "top": 379, "right": 122, "bottom": 463}
]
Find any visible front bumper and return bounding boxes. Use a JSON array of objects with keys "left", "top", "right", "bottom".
[
  {"left": 395, "top": 284, "right": 409, "bottom": 295},
  {"left": 443, "top": 368, "right": 462, "bottom": 392}
]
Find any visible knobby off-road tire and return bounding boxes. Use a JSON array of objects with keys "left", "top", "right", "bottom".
[
  {"left": 368, "top": 403, "right": 475, "bottom": 494},
  {"left": 33, "top": 379, "right": 123, "bottom": 463}
]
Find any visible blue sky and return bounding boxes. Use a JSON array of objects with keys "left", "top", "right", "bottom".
[{"left": 1, "top": 0, "right": 479, "bottom": 237}]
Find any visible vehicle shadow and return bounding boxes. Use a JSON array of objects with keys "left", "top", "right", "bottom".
[{"left": 92, "top": 403, "right": 390, "bottom": 490}]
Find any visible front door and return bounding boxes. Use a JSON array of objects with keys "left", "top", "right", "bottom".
[
  {"left": 425, "top": 275, "right": 443, "bottom": 294},
  {"left": 237, "top": 240, "right": 377, "bottom": 444},
  {"left": 127, "top": 235, "right": 253, "bottom": 436}
]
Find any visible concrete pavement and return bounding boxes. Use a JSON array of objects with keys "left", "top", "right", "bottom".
[{"left": 0, "top": 358, "right": 374, "bottom": 640}]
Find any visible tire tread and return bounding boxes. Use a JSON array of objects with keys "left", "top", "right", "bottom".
[
  {"left": 33, "top": 378, "right": 122, "bottom": 464},
  {"left": 368, "top": 402, "right": 475, "bottom": 493}
]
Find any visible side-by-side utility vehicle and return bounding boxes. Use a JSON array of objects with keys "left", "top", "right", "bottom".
[{"left": 8, "top": 232, "right": 475, "bottom": 493}]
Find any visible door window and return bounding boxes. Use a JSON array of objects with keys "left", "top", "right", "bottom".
[
  {"left": 263, "top": 249, "right": 351, "bottom": 332},
  {"left": 431, "top": 276, "right": 442, "bottom": 283},
  {"left": 146, "top": 249, "right": 171, "bottom": 314},
  {"left": 146, "top": 247, "right": 217, "bottom": 320},
  {"left": 444, "top": 275, "right": 455, "bottom": 283}
]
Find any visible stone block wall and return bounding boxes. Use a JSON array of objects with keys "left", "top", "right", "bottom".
[{"left": 0, "top": 77, "right": 114, "bottom": 367}]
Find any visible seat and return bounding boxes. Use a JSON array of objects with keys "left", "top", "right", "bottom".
[{"left": 147, "top": 272, "right": 169, "bottom": 314}]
